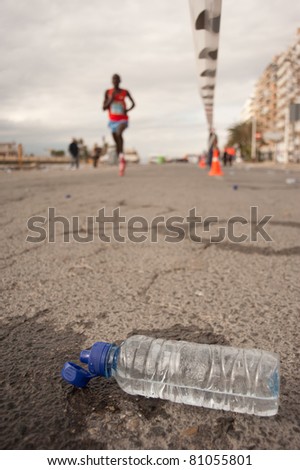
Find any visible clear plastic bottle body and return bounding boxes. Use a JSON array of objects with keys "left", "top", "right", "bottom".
[{"left": 110, "top": 335, "right": 279, "bottom": 416}]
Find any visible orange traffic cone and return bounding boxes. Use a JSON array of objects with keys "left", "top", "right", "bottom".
[
  {"left": 198, "top": 154, "right": 206, "bottom": 168},
  {"left": 209, "top": 148, "right": 223, "bottom": 176},
  {"left": 119, "top": 155, "right": 126, "bottom": 176}
]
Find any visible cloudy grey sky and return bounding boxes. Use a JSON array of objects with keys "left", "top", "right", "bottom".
[{"left": 0, "top": 0, "right": 299, "bottom": 159}]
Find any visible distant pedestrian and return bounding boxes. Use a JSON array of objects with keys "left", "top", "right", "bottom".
[
  {"left": 222, "top": 148, "right": 228, "bottom": 166},
  {"left": 226, "top": 147, "right": 235, "bottom": 166},
  {"left": 77, "top": 139, "right": 87, "bottom": 163},
  {"left": 68, "top": 138, "right": 79, "bottom": 169},
  {"left": 103, "top": 74, "right": 135, "bottom": 163},
  {"left": 92, "top": 143, "right": 102, "bottom": 168}
]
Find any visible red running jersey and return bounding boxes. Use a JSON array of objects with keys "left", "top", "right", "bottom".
[{"left": 107, "top": 88, "right": 128, "bottom": 121}]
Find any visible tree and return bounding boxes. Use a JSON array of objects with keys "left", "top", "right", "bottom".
[
  {"left": 226, "top": 121, "right": 252, "bottom": 160},
  {"left": 226, "top": 120, "right": 265, "bottom": 161}
]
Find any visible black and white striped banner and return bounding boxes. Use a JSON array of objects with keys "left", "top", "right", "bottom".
[{"left": 189, "top": 0, "right": 222, "bottom": 129}]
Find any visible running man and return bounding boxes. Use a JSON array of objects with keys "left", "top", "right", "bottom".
[{"left": 103, "top": 74, "right": 135, "bottom": 163}]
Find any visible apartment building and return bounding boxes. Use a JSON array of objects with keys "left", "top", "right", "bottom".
[
  {"left": 253, "top": 60, "right": 278, "bottom": 134},
  {"left": 241, "top": 96, "right": 254, "bottom": 122},
  {"left": 0, "top": 142, "right": 17, "bottom": 157},
  {"left": 243, "top": 28, "right": 300, "bottom": 162},
  {"left": 276, "top": 29, "right": 300, "bottom": 162}
]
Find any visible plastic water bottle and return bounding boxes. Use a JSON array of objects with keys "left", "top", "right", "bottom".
[{"left": 61, "top": 335, "right": 280, "bottom": 416}]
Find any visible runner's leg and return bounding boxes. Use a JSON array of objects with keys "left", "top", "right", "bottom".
[
  {"left": 111, "top": 132, "right": 120, "bottom": 164},
  {"left": 112, "top": 132, "right": 118, "bottom": 149},
  {"left": 116, "top": 123, "right": 128, "bottom": 154}
]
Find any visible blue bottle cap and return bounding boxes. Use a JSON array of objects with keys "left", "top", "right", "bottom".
[
  {"left": 61, "top": 362, "right": 95, "bottom": 388},
  {"left": 80, "top": 341, "right": 114, "bottom": 377},
  {"left": 61, "top": 341, "right": 115, "bottom": 388}
]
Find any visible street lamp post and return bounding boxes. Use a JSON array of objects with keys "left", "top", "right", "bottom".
[
  {"left": 251, "top": 116, "right": 256, "bottom": 161},
  {"left": 283, "top": 107, "right": 290, "bottom": 164}
]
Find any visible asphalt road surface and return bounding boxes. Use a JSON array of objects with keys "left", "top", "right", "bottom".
[{"left": 1, "top": 162, "right": 300, "bottom": 450}]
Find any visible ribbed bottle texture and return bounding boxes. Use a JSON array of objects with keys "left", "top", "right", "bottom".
[{"left": 112, "top": 335, "right": 279, "bottom": 416}]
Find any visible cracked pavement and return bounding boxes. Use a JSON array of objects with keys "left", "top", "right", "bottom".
[{"left": 1, "top": 162, "right": 300, "bottom": 449}]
